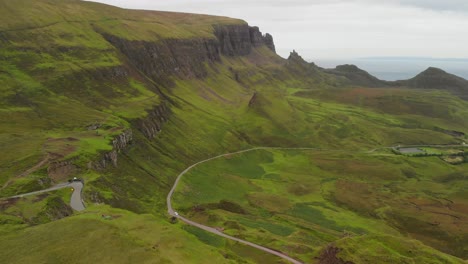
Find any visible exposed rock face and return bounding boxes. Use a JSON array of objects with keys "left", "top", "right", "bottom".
[
  {"left": 286, "top": 50, "right": 321, "bottom": 77},
  {"left": 248, "top": 92, "right": 258, "bottom": 107},
  {"left": 287, "top": 50, "right": 307, "bottom": 63},
  {"left": 93, "top": 129, "right": 133, "bottom": 169},
  {"left": 215, "top": 24, "right": 252, "bottom": 56},
  {"left": 92, "top": 65, "right": 129, "bottom": 80},
  {"left": 137, "top": 103, "right": 171, "bottom": 139},
  {"left": 249, "top": 27, "right": 276, "bottom": 52},
  {"left": 215, "top": 25, "right": 276, "bottom": 56},
  {"left": 103, "top": 24, "right": 275, "bottom": 86},
  {"left": 103, "top": 35, "right": 221, "bottom": 85},
  {"left": 112, "top": 129, "right": 133, "bottom": 151}
]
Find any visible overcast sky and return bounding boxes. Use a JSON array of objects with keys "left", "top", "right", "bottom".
[{"left": 90, "top": 0, "right": 468, "bottom": 60}]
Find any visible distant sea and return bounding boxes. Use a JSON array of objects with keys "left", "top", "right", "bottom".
[{"left": 313, "top": 57, "right": 468, "bottom": 81}]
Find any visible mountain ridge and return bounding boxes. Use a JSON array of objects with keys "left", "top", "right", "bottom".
[
  {"left": 0, "top": 1, "right": 467, "bottom": 263},
  {"left": 323, "top": 62, "right": 468, "bottom": 99}
]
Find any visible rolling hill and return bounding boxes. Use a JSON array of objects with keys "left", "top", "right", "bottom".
[{"left": 0, "top": 0, "right": 467, "bottom": 263}]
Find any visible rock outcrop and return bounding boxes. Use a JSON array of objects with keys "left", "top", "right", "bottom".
[
  {"left": 137, "top": 103, "right": 171, "bottom": 139},
  {"left": 92, "top": 129, "right": 133, "bottom": 169},
  {"left": 103, "top": 35, "right": 221, "bottom": 85},
  {"left": 215, "top": 24, "right": 276, "bottom": 56},
  {"left": 248, "top": 92, "right": 258, "bottom": 107},
  {"left": 286, "top": 50, "right": 321, "bottom": 77},
  {"left": 102, "top": 24, "right": 275, "bottom": 86},
  {"left": 248, "top": 26, "right": 275, "bottom": 52}
]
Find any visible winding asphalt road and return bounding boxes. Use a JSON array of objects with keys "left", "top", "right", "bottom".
[
  {"left": 166, "top": 147, "right": 324, "bottom": 264},
  {"left": 4, "top": 143, "right": 463, "bottom": 262},
  {"left": 166, "top": 143, "right": 466, "bottom": 262},
  {"left": 7, "top": 181, "right": 85, "bottom": 211}
]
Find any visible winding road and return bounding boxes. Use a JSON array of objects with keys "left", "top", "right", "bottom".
[
  {"left": 166, "top": 147, "right": 323, "bottom": 264},
  {"left": 166, "top": 143, "right": 466, "bottom": 263},
  {"left": 7, "top": 181, "right": 85, "bottom": 211},
  {"left": 3, "top": 143, "right": 464, "bottom": 263}
]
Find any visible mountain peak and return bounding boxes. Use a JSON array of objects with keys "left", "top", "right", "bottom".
[
  {"left": 419, "top": 67, "right": 447, "bottom": 75},
  {"left": 288, "top": 50, "right": 305, "bottom": 62}
]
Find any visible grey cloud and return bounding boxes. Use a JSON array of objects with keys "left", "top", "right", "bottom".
[
  {"left": 90, "top": 0, "right": 468, "bottom": 59},
  {"left": 394, "top": 0, "right": 468, "bottom": 12}
]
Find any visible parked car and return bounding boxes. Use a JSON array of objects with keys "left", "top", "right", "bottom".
[{"left": 69, "top": 177, "right": 82, "bottom": 183}]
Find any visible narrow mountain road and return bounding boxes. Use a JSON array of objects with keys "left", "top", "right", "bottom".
[
  {"left": 7, "top": 181, "right": 85, "bottom": 211},
  {"left": 167, "top": 147, "right": 322, "bottom": 264},
  {"left": 167, "top": 143, "right": 466, "bottom": 262}
]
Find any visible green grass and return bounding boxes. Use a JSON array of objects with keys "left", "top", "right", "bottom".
[
  {"left": 172, "top": 149, "right": 467, "bottom": 262},
  {"left": 0, "top": 204, "right": 243, "bottom": 264},
  {"left": 0, "top": 0, "right": 467, "bottom": 263}
]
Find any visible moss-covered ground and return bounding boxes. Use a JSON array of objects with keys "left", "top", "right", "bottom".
[{"left": 0, "top": 0, "right": 467, "bottom": 263}]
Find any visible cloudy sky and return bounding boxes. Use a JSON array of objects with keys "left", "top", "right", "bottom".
[{"left": 90, "top": 0, "right": 468, "bottom": 60}]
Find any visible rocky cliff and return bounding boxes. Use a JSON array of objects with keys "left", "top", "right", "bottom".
[
  {"left": 102, "top": 24, "right": 275, "bottom": 86},
  {"left": 137, "top": 103, "right": 171, "bottom": 139},
  {"left": 103, "top": 35, "right": 221, "bottom": 86},
  {"left": 215, "top": 24, "right": 276, "bottom": 56},
  {"left": 92, "top": 129, "right": 133, "bottom": 169}
]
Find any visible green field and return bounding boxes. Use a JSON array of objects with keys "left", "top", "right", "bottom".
[
  {"left": 172, "top": 149, "right": 467, "bottom": 262},
  {"left": 0, "top": 0, "right": 467, "bottom": 263}
]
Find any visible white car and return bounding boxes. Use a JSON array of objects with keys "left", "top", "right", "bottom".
[{"left": 174, "top": 212, "right": 179, "bottom": 216}]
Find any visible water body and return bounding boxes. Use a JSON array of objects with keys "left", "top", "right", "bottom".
[
  {"left": 398, "top": 148, "right": 424, "bottom": 154},
  {"left": 313, "top": 57, "right": 468, "bottom": 81}
]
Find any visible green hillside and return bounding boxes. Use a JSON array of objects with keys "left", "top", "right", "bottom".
[{"left": 0, "top": 0, "right": 467, "bottom": 263}]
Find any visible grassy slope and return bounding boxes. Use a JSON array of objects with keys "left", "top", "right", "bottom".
[
  {"left": 0, "top": 0, "right": 467, "bottom": 263},
  {"left": 0, "top": 0, "right": 240, "bottom": 192},
  {"left": 172, "top": 149, "right": 467, "bottom": 263},
  {"left": 0, "top": 204, "right": 244, "bottom": 264}
]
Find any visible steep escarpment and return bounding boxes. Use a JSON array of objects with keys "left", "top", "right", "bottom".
[
  {"left": 249, "top": 26, "right": 276, "bottom": 52},
  {"left": 102, "top": 24, "right": 276, "bottom": 86},
  {"left": 103, "top": 35, "right": 221, "bottom": 86},
  {"left": 136, "top": 103, "right": 171, "bottom": 139},
  {"left": 214, "top": 24, "right": 276, "bottom": 56},
  {"left": 93, "top": 129, "right": 133, "bottom": 169}
]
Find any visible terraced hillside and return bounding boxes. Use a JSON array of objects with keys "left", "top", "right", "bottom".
[{"left": 0, "top": 0, "right": 467, "bottom": 263}]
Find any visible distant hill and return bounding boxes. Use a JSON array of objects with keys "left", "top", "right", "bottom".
[
  {"left": 325, "top": 64, "right": 468, "bottom": 99},
  {"left": 395, "top": 67, "right": 468, "bottom": 99},
  {"left": 324, "top": 64, "right": 389, "bottom": 87}
]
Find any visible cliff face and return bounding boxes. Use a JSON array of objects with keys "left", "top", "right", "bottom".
[
  {"left": 92, "top": 129, "right": 133, "bottom": 169},
  {"left": 137, "top": 103, "right": 171, "bottom": 139},
  {"left": 249, "top": 26, "right": 276, "bottom": 52},
  {"left": 103, "top": 24, "right": 275, "bottom": 86},
  {"left": 215, "top": 25, "right": 276, "bottom": 56},
  {"left": 104, "top": 35, "right": 221, "bottom": 86}
]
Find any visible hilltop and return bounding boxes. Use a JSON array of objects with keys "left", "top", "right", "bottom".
[
  {"left": 0, "top": 1, "right": 467, "bottom": 263},
  {"left": 396, "top": 67, "right": 468, "bottom": 99},
  {"left": 325, "top": 64, "right": 468, "bottom": 99}
]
